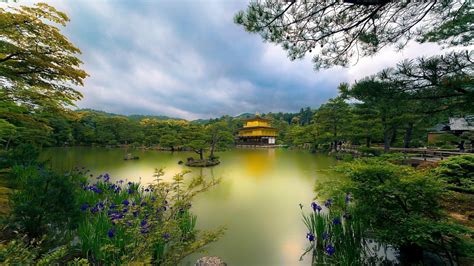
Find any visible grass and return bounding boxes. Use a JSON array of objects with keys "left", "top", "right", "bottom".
[{"left": 441, "top": 191, "right": 474, "bottom": 229}]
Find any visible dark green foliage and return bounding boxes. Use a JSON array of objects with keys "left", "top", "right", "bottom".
[
  {"left": 356, "top": 147, "right": 381, "bottom": 156},
  {"left": 434, "top": 155, "right": 474, "bottom": 193},
  {"left": 75, "top": 170, "right": 223, "bottom": 265},
  {"left": 340, "top": 159, "right": 469, "bottom": 259},
  {"left": 234, "top": 1, "right": 472, "bottom": 69},
  {"left": 419, "top": 1, "right": 474, "bottom": 46},
  {"left": 9, "top": 166, "right": 85, "bottom": 238},
  {"left": 7, "top": 143, "right": 40, "bottom": 167}
]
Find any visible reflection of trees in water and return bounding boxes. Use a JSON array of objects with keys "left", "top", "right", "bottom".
[{"left": 193, "top": 164, "right": 233, "bottom": 201}]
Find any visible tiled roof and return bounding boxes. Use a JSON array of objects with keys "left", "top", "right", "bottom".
[{"left": 448, "top": 117, "right": 474, "bottom": 131}]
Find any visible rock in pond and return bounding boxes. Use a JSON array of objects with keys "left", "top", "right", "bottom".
[{"left": 195, "top": 256, "right": 226, "bottom": 266}]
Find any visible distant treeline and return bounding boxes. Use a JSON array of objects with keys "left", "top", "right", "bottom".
[{"left": 1, "top": 99, "right": 467, "bottom": 153}]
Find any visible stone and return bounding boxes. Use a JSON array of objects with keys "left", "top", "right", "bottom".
[{"left": 195, "top": 256, "right": 226, "bottom": 266}]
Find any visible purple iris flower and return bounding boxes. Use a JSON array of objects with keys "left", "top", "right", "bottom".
[
  {"left": 122, "top": 200, "right": 129, "bottom": 206},
  {"left": 163, "top": 233, "right": 170, "bottom": 239},
  {"left": 107, "top": 228, "right": 115, "bottom": 238},
  {"left": 80, "top": 203, "right": 89, "bottom": 212},
  {"left": 306, "top": 233, "right": 315, "bottom": 242},
  {"left": 333, "top": 217, "right": 341, "bottom": 225},
  {"left": 324, "top": 198, "right": 333, "bottom": 208},
  {"left": 133, "top": 211, "right": 139, "bottom": 217},
  {"left": 325, "top": 245, "right": 335, "bottom": 256},
  {"left": 128, "top": 189, "right": 134, "bottom": 194},
  {"left": 90, "top": 207, "right": 99, "bottom": 214},
  {"left": 311, "top": 202, "right": 322, "bottom": 212},
  {"left": 140, "top": 219, "right": 147, "bottom": 227}
]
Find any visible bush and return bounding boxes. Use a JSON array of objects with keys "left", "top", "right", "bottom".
[
  {"left": 434, "top": 155, "right": 474, "bottom": 193},
  {"left": 339, "top": 159, "right": 469, "bottom": 263},
  {"left": 75, "top": 169, "right": 224, "bottom": 265},
  {"left": 7, "top": 144, "right": 40, "bottom": 167},
  {"left": 9, "top": 166, "right": 85, "bottom": 238},
  {"left": 2, "top": 168, "right": 224, "bottom": 265}
]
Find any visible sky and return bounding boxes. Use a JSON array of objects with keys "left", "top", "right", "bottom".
[{"left": 3, "top": 0, "right": 453, "bottom": 120}]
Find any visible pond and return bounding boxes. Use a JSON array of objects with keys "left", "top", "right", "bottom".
[{"left": 41, "top": 147, "right": 338, "bottom": 265}]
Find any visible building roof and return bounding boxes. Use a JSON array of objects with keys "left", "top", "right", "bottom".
[
  {"left": 239, "top": 126, "right": 277, "bottom": 131},
  {"left": 429, "top": 123, "right": 449, "bottom": 132},
  {"left": 448, "top": 116, "right": 474, "bottom": 131}
]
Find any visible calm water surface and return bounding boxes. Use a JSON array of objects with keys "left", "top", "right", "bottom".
[{"left": 41, "top": 147, "right": 337, "bottom": 266}]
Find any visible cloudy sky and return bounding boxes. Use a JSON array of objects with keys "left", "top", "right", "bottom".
[{"left": 4, "top": 0, "right": 451, "bottom": 120}]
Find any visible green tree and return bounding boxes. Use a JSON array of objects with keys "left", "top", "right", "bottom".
[
  {"left": 343, "top": 80, "right": 406, "bottom": 152},
  {"left": 0, "top": 3, "right": 87, "bottom": 148},
  {"left": 377, "top": 51, "right": 474, "bottom": 114},
  {"left": 206, "top": 121, "right": 234, "bottom": 159},
  {"left": 312, "top": 96, "right": 352, "bottom": 151},
  {"left": 234, "top": 1, "right": 471, "bottom": 69},
  {"left": 350, "top": 103, "right": 382, "bottom": 148},
  {"left": 0, "top": 3, "right": 88, "bottom": 109},
  {"left": 160, "top": 132, "right": 180, "bottom": 151}
]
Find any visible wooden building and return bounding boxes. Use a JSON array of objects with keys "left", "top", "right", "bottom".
[
  {"left": 237, "top": 116, "right": 278, "bottom": 145},
  {"left": 428, "top": 116, "right": 474, "bottom": 144}
]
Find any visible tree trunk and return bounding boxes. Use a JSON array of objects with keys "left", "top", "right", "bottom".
[
  {"left": 382, "top": 118, "right": 390, "bottom": 153},
  {"left": 404, "top": 122, "right": 414, "bottom": 148},
  {"left": 199, "top": 149, "right": 203, "bottom": 160},
  {"left": 390, "top": 125, "right": 398, "bottom": 146},
  {"left": 210, "top": 140, "right": 217, "bottom": 158},
  {"left": 366, "top": 136, "right": 372, "bottom": 148}
]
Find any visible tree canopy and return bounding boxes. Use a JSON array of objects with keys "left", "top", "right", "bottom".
[
  {"left": 235, "top": 0, "right": 472, "bottom": 69},
  {"left": 0, "top": 3, "right": 88, "bottom": 109}
]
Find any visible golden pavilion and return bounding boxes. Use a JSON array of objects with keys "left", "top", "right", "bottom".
[{"left": 237, "top": 116, "right": 278, "bottom": 145}]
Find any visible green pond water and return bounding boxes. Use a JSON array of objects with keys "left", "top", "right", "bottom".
[{"left": 41, "top": 147, "right": 338, "bottom": 266}]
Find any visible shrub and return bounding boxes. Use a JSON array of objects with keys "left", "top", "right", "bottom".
[
  {"left": 3, "top": 167, "right": 224, "bottom": 265},
  {"left": 9, "top": 166, "right": 85, "bottom": 238},
  {"left": 76, "top": 170, "right": 224, "bottom": 265},
  {"left": 7, "top": 143, "right": 40, "bottom": 167},
  {"left": 434, "top": 155, "right": 474, "bottom": 193},
  {"left": 340, "top": 159, "right": 469, "bottom": 262}
]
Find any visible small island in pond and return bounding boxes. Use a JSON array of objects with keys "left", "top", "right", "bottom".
[{"left": 185, "top": 157, "right": 220, "bottom": 167}]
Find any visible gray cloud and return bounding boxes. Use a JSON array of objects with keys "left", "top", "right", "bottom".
[{"left": 3, "top": 0, "right": 453, "bottom": 119}]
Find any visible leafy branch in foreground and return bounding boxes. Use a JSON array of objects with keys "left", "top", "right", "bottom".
[{"left": 235, "top": 0, "right": 471, "bottom": 69}]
